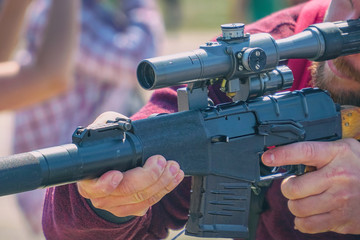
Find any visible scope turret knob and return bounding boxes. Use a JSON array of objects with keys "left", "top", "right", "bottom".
[
  {"left": 221, "top": 23, "right": 245, "bottom": 40},
  {"left": 241, "top": 47, "right": 267, "bottom": 72}
]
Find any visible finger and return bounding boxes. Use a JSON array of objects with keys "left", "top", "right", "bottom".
[
  {"left": 287, "top": 189, "right": 342, "bottom": 217},
  {"left": 77, "top": 170, "right": 123, "bottom": 199},
  {"left": 111, "top": 172, "right": 184, "bottom": 217},
  {"left": 102, "top": 161, "right": 183, "bottom": 206},
  {"left": 91, "top": 168, "right": 184, "bottom": 211},
  {"left": 262, "top": 141, "right": 346, "bottom": 168},
  {"left": 294, "top": 213, "right": 335, "bottom": 234},
  {"left": 112, "top": 155, "right": 168, "bottom": 196},
  {"left": 281, "top": 170, "right": 330, "bottom": 199}
]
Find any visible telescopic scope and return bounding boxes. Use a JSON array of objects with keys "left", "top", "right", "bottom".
[{"left": 137, "top": 19, "right": 360, "bottom": 90}]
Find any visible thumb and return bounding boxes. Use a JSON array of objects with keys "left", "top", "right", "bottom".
[{"left": 89, "top": 111, "right": 129, "bottom": 127}]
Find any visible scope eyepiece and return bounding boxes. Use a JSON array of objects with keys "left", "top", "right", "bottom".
[{"left": 137, "top": 61, "right": 156, "bottom": 90}]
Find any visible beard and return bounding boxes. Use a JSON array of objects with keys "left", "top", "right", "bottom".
[{"left": 310, "top": 58, "right": 360, "bottom": 107}]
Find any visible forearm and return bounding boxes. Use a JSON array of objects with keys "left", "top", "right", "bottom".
[
  {"left": 35, "top": 0, "right": 79, "bottom": 84},
  {"left": 43, "top": 184, "right": 153, "bottom": 240},
  {"left": 0, "top": 0, "right": 79, "bottom": 110},
  {"left": 0, "top": 61, "right": 68, "bottom": 110},
  {"left": 0, "top": 0, "right": 32, "bottom": 61},
  {"left": 43, "top": 179, "right": 190, "bottom": 240}
]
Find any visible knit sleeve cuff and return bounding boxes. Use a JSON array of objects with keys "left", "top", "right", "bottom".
[{"left": 85, "top": 198, "right": 135, "bottom": 224}]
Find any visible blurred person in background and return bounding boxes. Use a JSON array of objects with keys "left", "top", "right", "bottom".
[
  {"left": 1, "top": 0, "right": 163, "bottom": 236},
  {"left": 162, "top": 0, "right": 182, "bottom": 31},
  {"left": 0, "top": 0, "right": 78, "bottom": 235}
]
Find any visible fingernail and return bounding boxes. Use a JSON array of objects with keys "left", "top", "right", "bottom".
[
  {"left": 111, "top": 174, "right": 121, "bottom": 188},
  {"left": 263, "top": 152, "right": 275, "bottom": 165},
  {"left": 170, "top": 164, "right": 178, "bottom": 176},
  {"left": 157, "top": 156, "right": 166, "bottom": 170},
  {"left": 174, "top": 171, "right": 184, "bottom": 183}
]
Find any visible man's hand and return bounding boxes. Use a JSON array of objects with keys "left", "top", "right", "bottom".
[
  {"left": 262, "top": 138, "right": 360, "bottom": 235},
  {"left": 77, "top": 112, "right": 184, "bottom": 217}
]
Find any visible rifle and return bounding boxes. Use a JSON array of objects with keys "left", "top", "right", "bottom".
[{"left": 1, "top": 19, "right": 360, "bottom": 239}]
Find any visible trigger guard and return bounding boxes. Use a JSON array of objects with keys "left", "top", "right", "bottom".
[{"left": 259, "top": 164, "right": 305, "bottom": 182}]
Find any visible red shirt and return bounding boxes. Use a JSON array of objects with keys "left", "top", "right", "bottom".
[{"left": 42, "top": 0, "right": 360, "bottom": 239}]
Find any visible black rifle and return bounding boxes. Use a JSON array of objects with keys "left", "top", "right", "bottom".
[{"left": 1, "top": 19, "right": 360, "bottom": 239}]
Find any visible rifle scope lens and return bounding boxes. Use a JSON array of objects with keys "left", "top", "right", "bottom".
[{"left": 137, "top": 61, "right": 156, "bottom": 90}]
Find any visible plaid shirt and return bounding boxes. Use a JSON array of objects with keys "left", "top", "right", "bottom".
[{"left": 13, "top": 0, "right": 164, "bottom": 153}]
